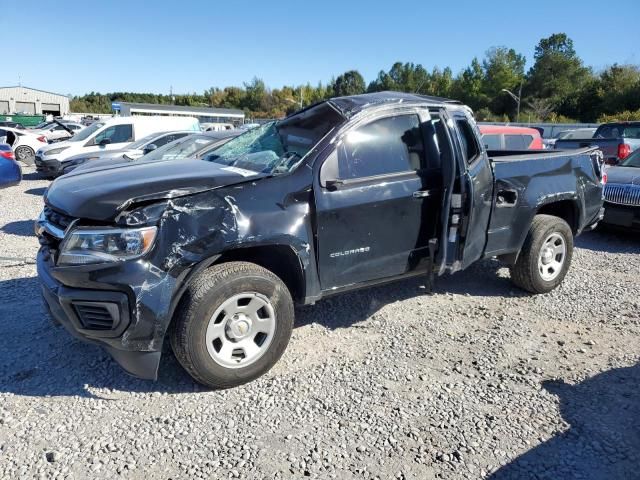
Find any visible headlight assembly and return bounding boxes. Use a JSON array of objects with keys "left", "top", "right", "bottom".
[
  {"left": 58, "top": 226, "right": 157, "bottom": 265},
  {"left": 45, "top": 146, "right": 70, "bottom": 156}
]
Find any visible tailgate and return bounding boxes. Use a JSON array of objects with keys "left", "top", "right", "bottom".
[{"left": 555, "top": 139, "right": 618, "bottom": 162}]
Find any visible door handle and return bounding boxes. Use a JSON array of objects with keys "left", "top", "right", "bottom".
[{"left": 413, "top": 190, "right": 432, "bottom": 198}]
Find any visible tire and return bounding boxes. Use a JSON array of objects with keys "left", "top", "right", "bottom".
[
  {"left": 14, "top": 146, "right": 35, "bottom": 165},
  {"left": 510, "top": 214, "right": 574, "bottom": 294},
  {"left": 170, "top": 261, "right": 294, "bottom": 388}
]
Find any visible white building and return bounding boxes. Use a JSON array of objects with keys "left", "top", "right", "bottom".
[
  {"left": 118, "top": 102, "right": 245, "bottom": 126},
  {"left": 0, "top": 86, "right": 70, "bottom": 116}
]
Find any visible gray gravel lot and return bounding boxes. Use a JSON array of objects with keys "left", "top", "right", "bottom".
[{"left": 1, "top": 166, "right": 638, "bottom": 479}]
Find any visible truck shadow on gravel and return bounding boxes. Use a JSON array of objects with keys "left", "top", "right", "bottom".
[
  {"left": 1, "top": 220, "right": 37, "bottom": 237},
  {"left": 576, "top": 229, "right": 640, "bottom": 254},
  {"left": 490, "top": 363, "right": 640, "bottom": 480},
  {"left": 0, "top": 276, "right": 204, "bottom": 398},
  {"left": 24, "top": 187, "right": 47, "bottom": 196}
]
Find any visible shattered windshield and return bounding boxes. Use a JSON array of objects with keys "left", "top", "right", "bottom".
[{"left": 204, "top": 102, "right": 345, "bottom": 175}]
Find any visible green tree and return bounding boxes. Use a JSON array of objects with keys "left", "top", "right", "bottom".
[
  {"left": 451, "top": 58, "right": 488, "bottom": 111},
  {"left": 525, "top": 33, "right": 592, "bottom": 116},
  {"left": 482, "top": 47, "right": 526, "bottom": 117},
  {"left": 333, "top": 70, "right": 366, "bottom": 97}
]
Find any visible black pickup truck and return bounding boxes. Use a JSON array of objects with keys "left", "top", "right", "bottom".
[{"left": 35, "top": 92, "right": 605, "bottom": 388}]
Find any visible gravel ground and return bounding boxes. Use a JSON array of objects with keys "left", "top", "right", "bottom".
[{"left": 1, "top": 166, "right": 638, "bottom": 479}]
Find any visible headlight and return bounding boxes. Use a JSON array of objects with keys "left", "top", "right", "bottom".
[
  {"left": 58, "top": 226, "right": 157, "bottom": 265},
  {"left": 45, "top": 146, "right": 69, "bottom": 156}
]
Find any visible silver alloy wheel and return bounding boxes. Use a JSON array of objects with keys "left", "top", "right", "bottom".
[
  {"left": 15, "top": 146, "right": 33, "bottom": 162},
  {"left": 205, "top": 292, "right": 276, "bottom": 369},
  {"left": 537, "top": 232, "right": 566, "bottom": 281}
]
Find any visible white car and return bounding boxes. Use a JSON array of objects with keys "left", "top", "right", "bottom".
[
  {"left": 0, "top": 126, "right": 48, "bottom": 165},
  {"left": 33, "top": 122, "right": 85, "bottom": 143},
  {"left": 35, "top": 115, "right": 200, "bottom": 171}
]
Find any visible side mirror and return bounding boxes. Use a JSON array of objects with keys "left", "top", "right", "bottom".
[
  {"left": 98, "top": 138, "right": 111, "bottom": 146},
  {"left": 143, "top": 143, "right": 158, "bottom": 155}
]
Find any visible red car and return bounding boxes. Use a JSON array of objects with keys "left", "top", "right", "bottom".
[{"left": 479, "top": 125, "right": 544, "bottom": 150}]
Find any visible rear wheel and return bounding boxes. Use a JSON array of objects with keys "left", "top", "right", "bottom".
[
  {"left": 510, "top": 214, "right": 573, "bottom": 294},
  {"left": 170, "top": 262, "right": 294, "bottom": 388},
  {"left": 15, "top": 146, "right": 35, "bottom": 165}
]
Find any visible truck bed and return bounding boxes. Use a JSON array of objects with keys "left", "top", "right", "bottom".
[{"left": 483, "top": 147, "right": 603, "bottom": 258}]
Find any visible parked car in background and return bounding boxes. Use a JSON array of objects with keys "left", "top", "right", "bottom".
[
  {"left": 202, "top": 123, "right": 235, "bottom": 132},
  {"left": 33, "top": 121, "right": 85, "bottom": 143},
  {"left": 0, "top": 121, "right": 25, "bottom": 129},
  {"left": 72, "top": 130, "right": 240, "bottom": 173},
  {"left": 543, "top": 128, "right": 597, "bottom": 149},
  {"left": 35, "top": 116, "right": 200, "bottom": 174},
  {"left": 0, "top": 143, "right": 22, "bottom": 188},
  {"left": 479, "top": 125, "right": 544, "bottom": 150},
  {"left": 36, "top": 92, "right": 604, "bottom": 388},
  {"left": 0, "top": 126, "right": 48, "bottom": 165},
  {"left": 39, "top": 130, "right": 193, "bottom": 178},
  {"left": 555, "top": 122, "right": 640, "bottom": 165},
  {"left": 601, "top": 148, "right": 640, "bottom": 229}
]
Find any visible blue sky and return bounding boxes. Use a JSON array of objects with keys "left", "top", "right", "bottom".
[{"left": 2, "top": 0, "right": 638, "bottom": 96}]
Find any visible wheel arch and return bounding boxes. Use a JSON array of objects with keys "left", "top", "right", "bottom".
[
  {"left": 536, "top": 199, "right": 580, "bottom": 234},
  {"left": 168, "top": 244, "right": 306, "bottom": 325},
  {"left": 498, "top": 200, "right": 579, "bottom": 266},
  {"left": 213, "top": 245, "right": 306, "bottom": 303}
]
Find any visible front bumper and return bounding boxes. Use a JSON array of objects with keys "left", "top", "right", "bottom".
[
  {"left": 34, "top": 155, "right": 64, "bottom": 177},
  {"left": 601, "top": 202, "right": 640, "bottom": 230},
  {"left": 36, "top": 248, "right": 177, "bottom": 380}
]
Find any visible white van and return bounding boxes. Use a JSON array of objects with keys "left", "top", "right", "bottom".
[{"left": 35, "top": 116, "right": 200, "bottom": 164}]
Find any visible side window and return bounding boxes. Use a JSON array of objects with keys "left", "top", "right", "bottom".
[
  {"left": 482, "top": 134, "right": 501, "bottom": 150},
  {"left": 155, "top": 132, "right": 188, "bottom": 147},
  {"left": 455, "top": 119, "right": 480, "bottom": 163},
  {"left": 151, "top": 134, "right": 173, "bottom": 148},
  {"left": 336, "top": 114, "right": 424, "bottom": 180},
  {"left": 505, "top": 135, "right": 526, "bottom": 150},
  {"left": 94, "top": 124, "right": 133, "bottom": 144}
]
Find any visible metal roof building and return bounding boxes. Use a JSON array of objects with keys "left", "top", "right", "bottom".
[
  {"left": 118, "top": 102, "right": 245, "bottom": 125},
  {"left": 0, "top": 86, "right": 70, "bottom": 116}
]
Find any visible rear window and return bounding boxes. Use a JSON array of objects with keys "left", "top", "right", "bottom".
[
  {"left": 482, "top": 134, "right": 501, "bottom": 150},
  {"left": 596, "top": 124, "right": 640, "bottom": 139},
  {"left": 505, "top": 134, "right": 533, "bottom": 150}
]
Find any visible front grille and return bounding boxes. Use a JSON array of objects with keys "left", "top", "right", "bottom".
[
  {"left": 73, "top": 303, "right": 117, "bottom": 331},
  {"left": 44, "top": 205, "right": 74, "bottom": 230},
  {"left": 604, "top": 183, "right": 640, "bottom": 206}
]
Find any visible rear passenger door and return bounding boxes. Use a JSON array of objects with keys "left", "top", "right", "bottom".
[
  {"left": 315, "top": 110, "right": 442, "bottom": 289},
  {"left": 449, "top": 111, "right": 494, "bottom": 269}
]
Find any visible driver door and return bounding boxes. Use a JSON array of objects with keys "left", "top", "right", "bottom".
[{"left": 314, "top": 110, "right": 442, "bottom": 289}]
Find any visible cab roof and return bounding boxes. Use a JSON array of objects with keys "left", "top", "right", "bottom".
[{"left": 329, "top": 91, "right": 462, "bottom": 118}]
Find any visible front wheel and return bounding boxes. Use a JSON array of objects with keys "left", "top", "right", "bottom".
[
  {"left": 15, "top": 146, "right": 35, "bottom": 165},
  {"left": 170, "top": 261, "right": 294, "bottom": 388},
  {"left": 510, "top": 214, "right": 574, "bottom": 294}
]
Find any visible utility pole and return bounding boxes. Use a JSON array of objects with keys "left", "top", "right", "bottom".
[
  {"left": 501, "top": 81, "right": 522, "bottom": 123},
  {"left": 170, "top": 86, "right": 175, "bottom": 105}
]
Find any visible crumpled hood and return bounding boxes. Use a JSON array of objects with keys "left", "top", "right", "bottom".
[
  {"left": 605, "top": 166, "right": 640, "bottom": 185},
  {"left": 45, "top": 158, "right": 263, "bottom": 221}
]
